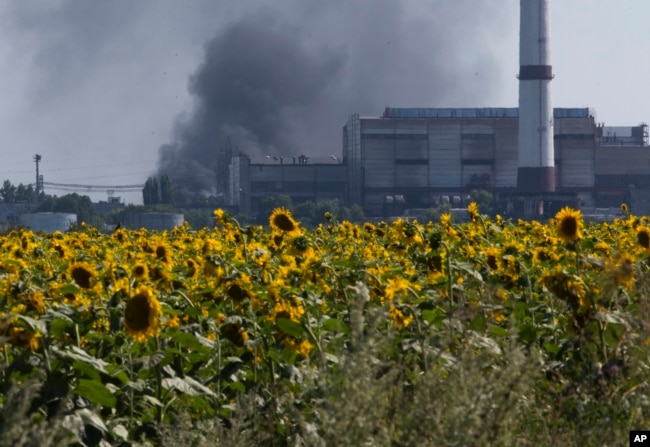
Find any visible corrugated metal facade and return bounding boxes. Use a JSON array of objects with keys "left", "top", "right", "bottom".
[
  {"left": 343, "top": 114, "right": 362, "bottom": 205},
  {"left": 353, "top": 108, "right": 605, "bottom": 214},
  {"left": 494, "top": 120, "right": 519, "bottom": 187},
  {"left": 555, "top": 118, "right": 595, "bottom": 188},
  {"left": 460, "top": 123, "right": 495, "bottom": 189},
  {"left": 596, "top": 147, "right": 650, "bottom": 176},
  {"left": 429, "top": 123, "right": 461, "bottom": 187}
]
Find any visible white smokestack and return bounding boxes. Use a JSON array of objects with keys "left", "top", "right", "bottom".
[{"left": 517, "top": 0, "right": 555, "bottom": 192}]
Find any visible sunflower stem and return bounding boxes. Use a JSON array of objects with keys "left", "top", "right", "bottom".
[
  {"left": 41, "top": 336, "right": 52, "bottom": 374},
  {"left": 128, "top": 350, "right": 134, "bottom": 431},
  {"left": 302, "top": 316, "right": 322, "bottom": 357},
  {"left": 154, "top": 336, "right": 163, "bottom": 424},
  {"left": 598, "top": 320, "right": 608, "bottom": 364},
  {"left": 217, "top": 338, "right": 222, "bottom": 397},
  {"left": 445, "top": 241, "right": 455, "bottom": 342},
  {"left": 74, "top": 323, "right": 81, "bottom": 348}
]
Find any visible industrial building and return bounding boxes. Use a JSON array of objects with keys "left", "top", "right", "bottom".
[
  {"left": 229, "top": 154, "right": 346, "bottom": 216},
  {"left": 225, "top": 108, "right": 649, "bottom": 218},
  {"left": 225, "top": 108, "right": 650, "bottom": 219},
  {"left": 342, "top": 108, "right": 649, "bottom": 216},
  {"left": 225, "top": 0, "right": 650, "bottom": 219}
]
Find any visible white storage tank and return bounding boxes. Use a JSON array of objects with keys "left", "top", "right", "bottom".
[{"left": 20, "top": 213, "right": 77, "bottom": 233}]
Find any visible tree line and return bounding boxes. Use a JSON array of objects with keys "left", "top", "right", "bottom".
[
  {"left": 142, "top": 174, "right": 174, "bottom": 206},
  {"left": 0, "top": 180, "right": 38, "bottom": 203}
]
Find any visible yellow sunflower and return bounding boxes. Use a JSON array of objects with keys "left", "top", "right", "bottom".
[
  {"left": 124, "top": 285, "right": 162, "bottom": 341},
  {"left": 272, "top": 302, "right": 299, "bottom": 323},
  {"left": 220, "top": 322, "right": 248, "bottom": 347},
  {"left": 389, "top": 305, "right": 413, "bottom": 330},
  {"left": 224, "top": 275, "right": 253, "bottom": 302},
  {"left": 607, "top": 252, "right": 636, "bottom": 291},
  {"left": 269, "top": 208, "right": 300, "bottom": 236},
  {"left": 283, "top": 336, "right": 313, "bottom": 357},
  {"left": 132, "top": 262, "right": 149, "bottom": 280},
  {"left": 555, "top": 207, "right": 583, "bottom": 243},
  {"left": 467, "top": 202, "right": 479, "bottom": 220},
  {"left": 112, "top": 228, "right": 128, "bottom": 245},
  {"left": 185, "top": 258, "right": 200, "bottom": 280},
  {"left": 213, "top": 208, "right": 227, "bottom": 225},
  {"left": 26, "top": 291, "right": 46, "bottom": 314},
  {"left": 484, "top": 247, "right": 500, "bottom": 271},
  {"left": 637, "top": 226, "right": 650, "bottom": 251},
  {"left": 69, "top": 262, "right": 97, "bottom": 289},
  {"left": 154, "top": 242, "right": 173, "bottom": 268}
]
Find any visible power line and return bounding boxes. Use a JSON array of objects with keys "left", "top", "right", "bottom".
[{"left": 41, "top": 181, "right": 144, "bottom": 192}]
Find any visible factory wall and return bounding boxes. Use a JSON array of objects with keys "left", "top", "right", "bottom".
[
  {"left": 231, "top": 109, "right": 648, "bottom": 219},
  {"left": 236, "top": 158, "right": 347, "bottom": 217},
  {"left": 594, "top": 145, "right": 650, "bottom": 208},
  {"left": 554, "top": 117, "right": 595, "bottom": 189},
  {"left": 345, "top": 108, "right": 606, "bottom": 216}
]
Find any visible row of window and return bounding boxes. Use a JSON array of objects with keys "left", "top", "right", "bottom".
[
  {"left": 250, "top": 181, "right": 346, "bottom": 192},
  {"left": 362, "top": 133, "right": 595, "bottom": 141}
]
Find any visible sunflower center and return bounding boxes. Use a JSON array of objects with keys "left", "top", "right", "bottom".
[
  {"left": 221, "top": 323, "right": 246, "bottom": 347},
  {"left": 125, "top": 294, "right": 151, "bottom": 331},
  {"left": 156, "top": 246, "right": 168, "bottom": 260},
  {"left": 638, "top": 230, "right": 650, "bottom": 249},
  {"left": 428, "top": 254, "right": 443, "bottom": 272},
  {"left": 272, "top": 214, "right": 296, "bottom": 232},
  {"left": 560, "top": 217, "right": 578, "bottom": 238},
  {"left": 227, "top": 284, "right": 249, "bottom": 301},
  {"left": 71, "top": 267, "right": 93, "bottom": 289},
  {"left": 487, "top": 254, "right": 498, "bottom": 270},
  {"left": 536, "top": 250, "right": 550, "bottom": 262}
]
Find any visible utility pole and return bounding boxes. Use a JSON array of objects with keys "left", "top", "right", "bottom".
[{"left": 34, "top": 154, "right": 44, "bottom": 198}]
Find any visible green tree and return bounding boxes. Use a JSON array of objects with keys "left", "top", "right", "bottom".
[
  {"left": 143, "top": 177, "right": 160, "bottom": 205},
  {"left": 37, "top": 193, "right": 101, "bottom": 227},
  {"left": 160, "top": 174, "right": 174, "bottom": 205},
  {"left": 16, "top": 184, "right": 37, "bottom": 203},
  {"left": 0, "top": 180, "right": 16, "bottom": 203},
  {"left": 341, "top": 203, "right": 365, "bottom": 223},
  {"left": 293, "top": 199, "right": 339, "bottom": 227},
  {"left": 0, "top": 181, "right": 37, "bottom": 203}
]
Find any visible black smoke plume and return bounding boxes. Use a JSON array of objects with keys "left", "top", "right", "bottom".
[
  {"left": 157, "top": 1, "right": 514, "bottom": 204},
  {"left": 157, "top": 13, "right": 345, "bottom": 202}
]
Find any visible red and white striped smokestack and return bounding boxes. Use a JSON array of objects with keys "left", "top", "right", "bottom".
[{"left": 517, "top": 0, "right": 555, "bottom": 192}]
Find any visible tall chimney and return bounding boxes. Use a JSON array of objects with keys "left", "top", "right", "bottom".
[{"left": 517, "top": 0, "right": 555, "bottom": 192}]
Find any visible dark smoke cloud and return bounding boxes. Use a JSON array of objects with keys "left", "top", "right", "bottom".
[
  {"left": 158, "top": 11, "right": 346, "bottom": 196},
  {"left": 158, "top": 0, "right": 514, "bottom": 201}
]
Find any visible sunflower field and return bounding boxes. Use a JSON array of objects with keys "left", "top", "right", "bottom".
[{"left": 2, "top": 205, "right": 650, "bottom": 445}]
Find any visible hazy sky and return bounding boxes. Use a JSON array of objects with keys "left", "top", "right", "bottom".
[{"left": 0, "top": 1, "right": 648, "bottom": 204}]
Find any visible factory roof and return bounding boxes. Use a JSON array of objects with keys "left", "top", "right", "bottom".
[
  {"left": 382, "top": 107, "right": 594, "bottom": 119},
  {"left": 248, "top": 155, "right": 343, "bottom": 165}
]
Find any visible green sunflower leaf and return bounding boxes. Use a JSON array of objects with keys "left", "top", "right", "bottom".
[
  {"left": 276, "top": 318, "right": 304, "bottom": 338},
  {"left": 74, "top": 379, "right": 116, "bottom": 408}
]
